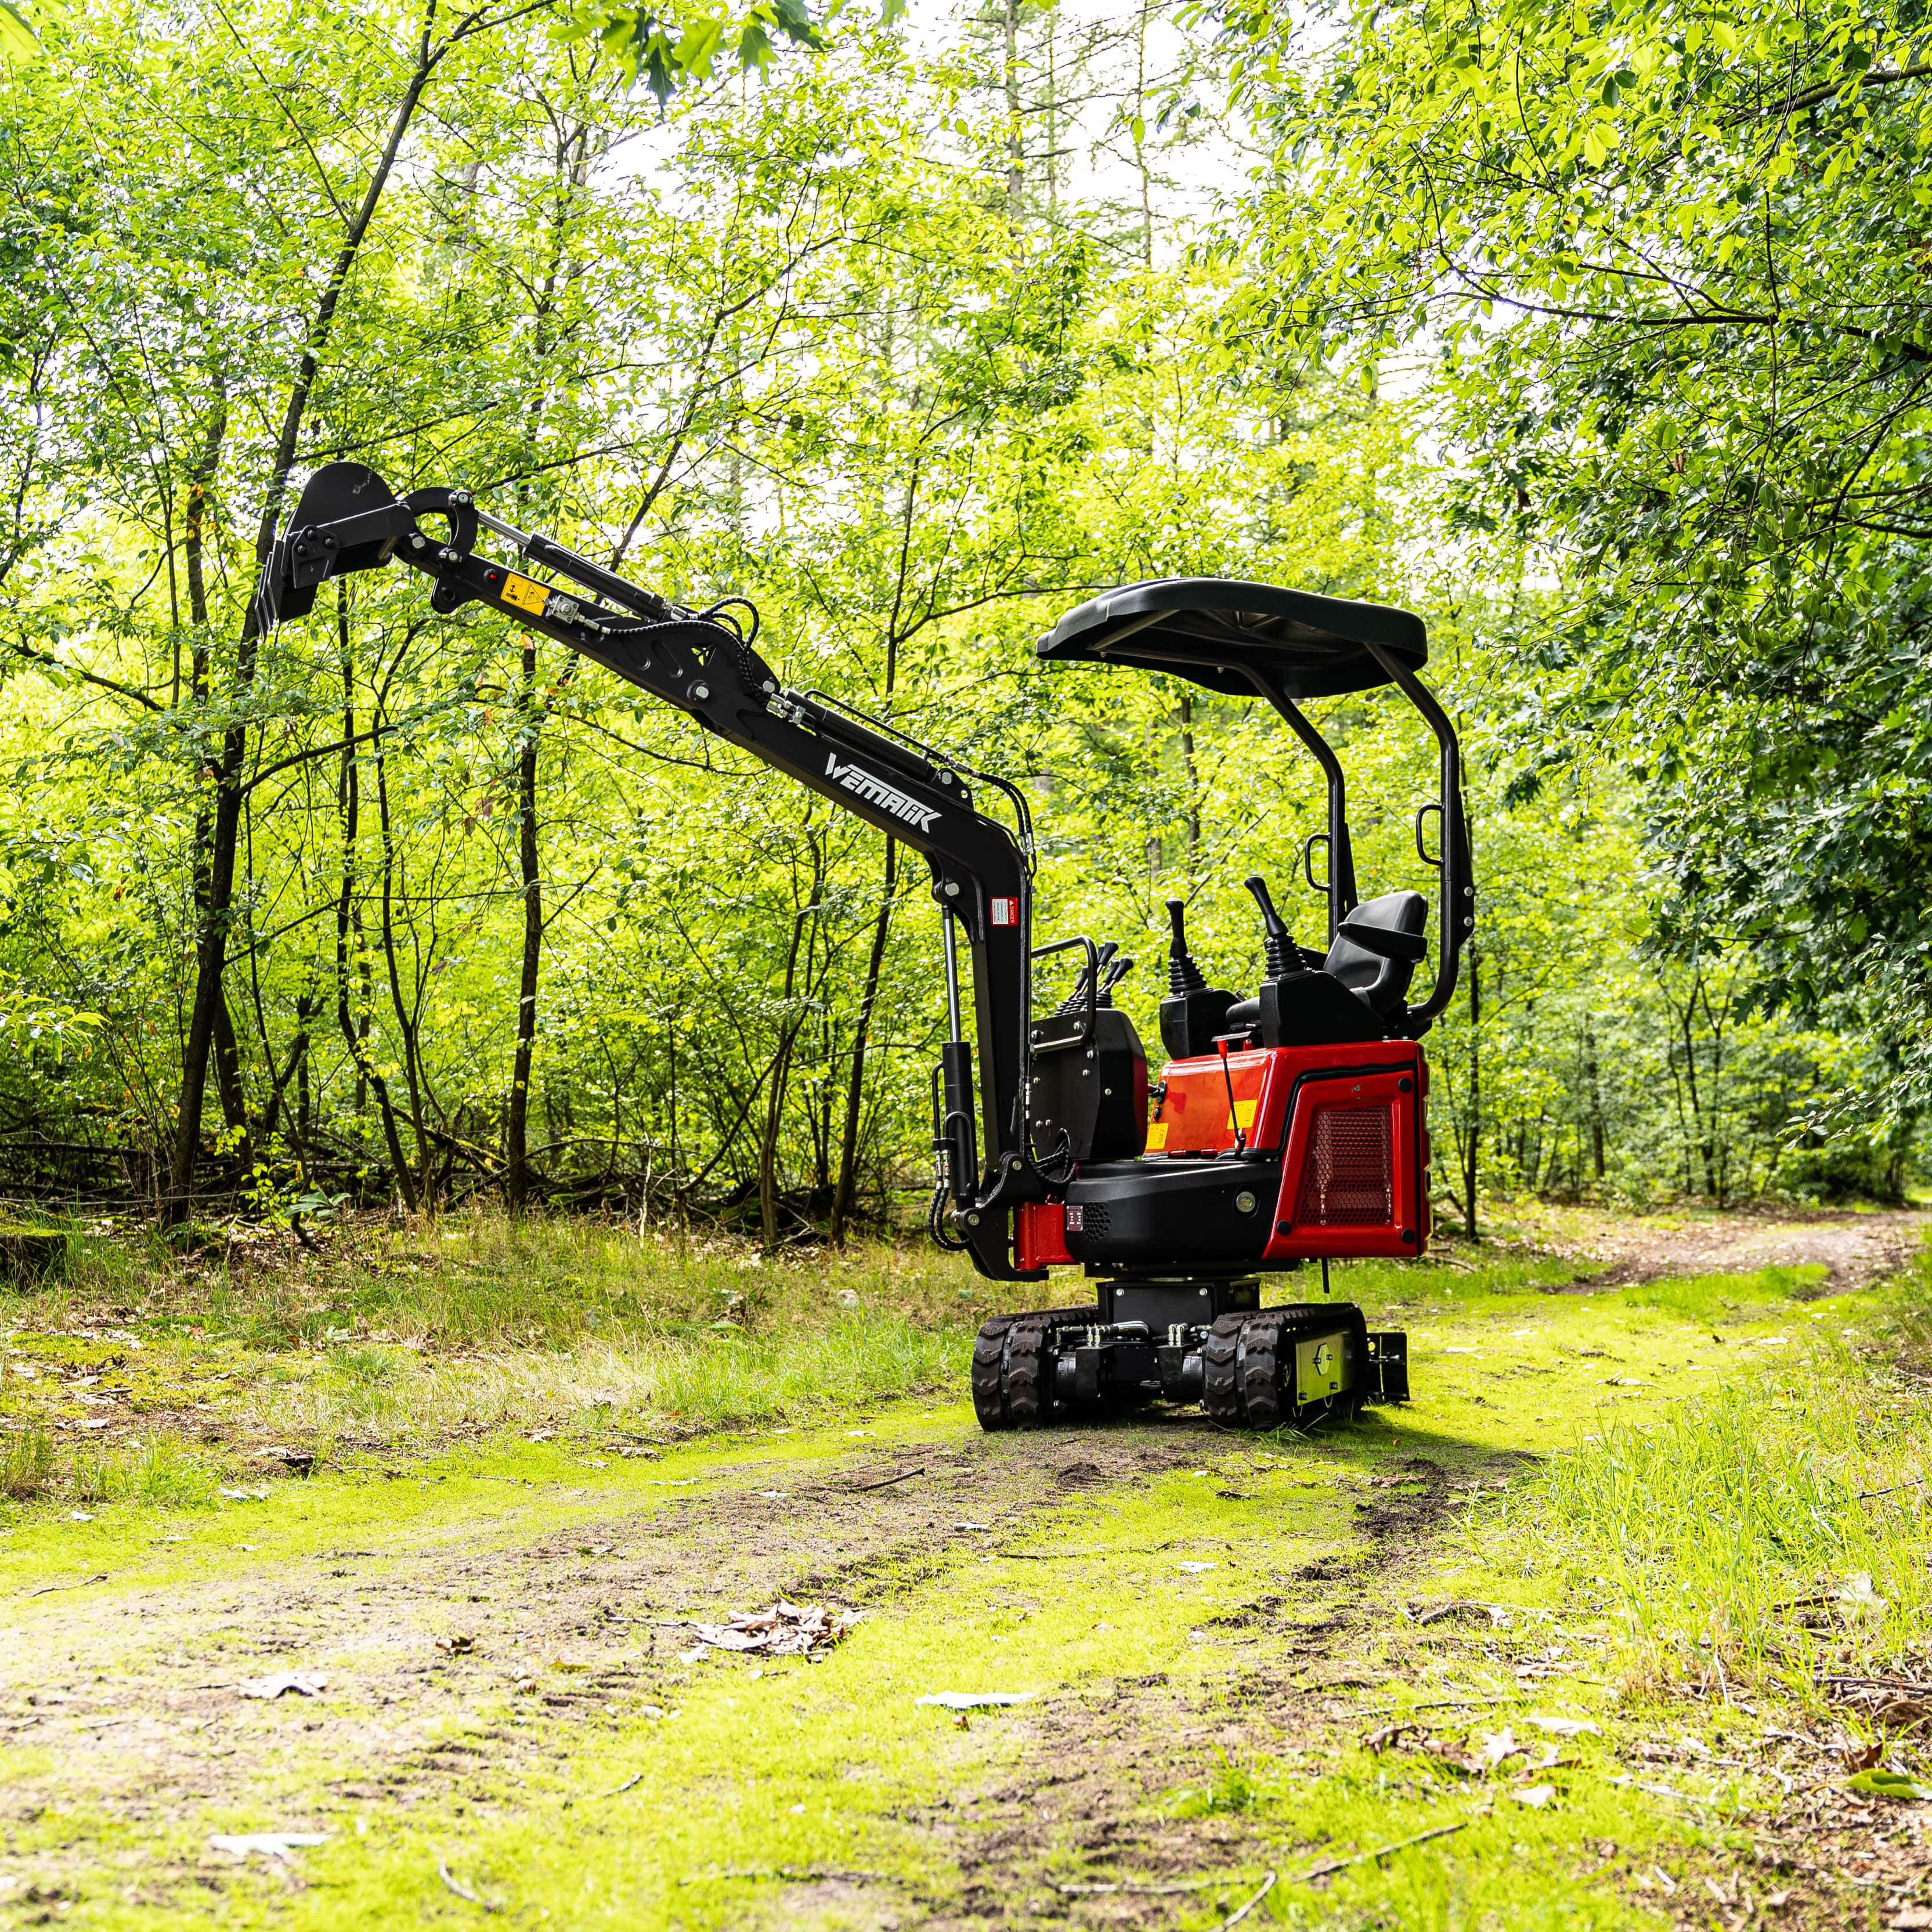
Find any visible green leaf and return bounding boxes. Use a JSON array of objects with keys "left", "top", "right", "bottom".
[
  {"left": 0, "top": 0, "right": 39, "bottom": 60},
  {"left": 1847, "top": 1770, "right": 1932, "bottom": 1801}
]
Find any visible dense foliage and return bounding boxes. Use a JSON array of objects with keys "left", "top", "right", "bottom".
[
  {"left": 0, "top": 0, "right": 1913, "bottom": 1237},
  {"left": 1238, "top": 0, "right": 1932, "bottom": 1131}
]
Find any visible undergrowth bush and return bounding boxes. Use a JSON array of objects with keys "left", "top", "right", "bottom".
[
  {"left": 72, "top": 1440, "right": 221, "bottom": 1509},
  {"left": 0, "top": 1424, "right": 53, "bottom": 1500}
]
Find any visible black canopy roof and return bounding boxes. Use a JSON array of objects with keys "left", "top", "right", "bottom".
[{"left": 1035, "top": 577, "right": 1427, "bottom": 700}]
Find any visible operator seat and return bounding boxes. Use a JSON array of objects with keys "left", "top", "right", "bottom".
[
  {"left": 1256, "top": 889, "right": 1430, "bottom": 1046},
  {"left": 1323, "top": 889, "right": 1428, "bottom": 1020}
]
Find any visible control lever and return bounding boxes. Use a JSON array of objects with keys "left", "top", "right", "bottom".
[
  {"left": 1243, "top": 875, "right": 1298, "bottom": 979},
  {"left": 1165, "top": 899, "right": 1208, "bottom": 993},
  {"left": 1056, "top": 940, "right": 1118, "bottom": 1015},
  {"left": 1159, "top": 899, "right": 1234, "bottom": 1061}
]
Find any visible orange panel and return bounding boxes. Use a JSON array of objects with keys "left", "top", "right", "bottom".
[{"left": 1150, "top": 1049, "right": 1276, "bottom": 1155}]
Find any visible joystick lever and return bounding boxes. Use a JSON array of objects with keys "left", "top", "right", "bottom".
[
  {"left": 1243, "top": 875, "right": 1298, "bottom": 980},
  {"left": 1165, "top": 898, "right": 1208, "bottom": 994},
  {"left": 1157, "top": 897, "right": 1234, "bottom": 1061}
]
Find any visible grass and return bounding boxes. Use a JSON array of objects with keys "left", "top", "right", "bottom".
[
  {"left": 1619, "top": 1260, "right": 1828, "bottom": 1321},
  {"left": 0, "top": 1213, "right": 1001, "bottom": 1510},
  {"left": 0, "top": 1418, "right": 53, "bottom": 1498},
  {"left": 1494, "top": 1293, "right": 1932, "bottom": 1700},
  {"left": 0, "top": 1202, "right": 1927, "bottom": 1928}
]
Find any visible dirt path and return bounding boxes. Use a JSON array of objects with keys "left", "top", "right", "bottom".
[
  {"left": 3, "top": 1231, "right": 1927, "bottom": 1929},
  {"left": 1, "top": 1428, "right": 1212, "bottom": 1835},
  {"left": 1539, "top": 1204, "right": 1929, "bottom": 1291}
]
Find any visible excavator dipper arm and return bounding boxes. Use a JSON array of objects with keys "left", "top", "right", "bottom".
[{"left": 254, "top": 461, "right": 1046, "bottom": 1281}]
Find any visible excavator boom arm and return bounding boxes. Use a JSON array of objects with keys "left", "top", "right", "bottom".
[{"left": 255, "top": 461, "right": 1045, "bottom": 1281}]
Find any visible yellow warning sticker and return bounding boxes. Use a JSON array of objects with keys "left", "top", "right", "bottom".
[
  {"left": 501, "top": 572, "right": 550, "bottom": 616},
  {"left": 1145, "top": 1120, "right": 1168, "bottom": 1151},
  {"left": 1225, "top": 1098, "right": 1257, "bottom": 1134}
]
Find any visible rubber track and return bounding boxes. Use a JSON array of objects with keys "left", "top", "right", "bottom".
[
  {"left": 972, "top": 1306, "right": 1101, "bottom": 1432},
  {"left": 1200, "top": 1313, "right": 1248, "bottom": 1425},
  {"left": 1238, "top": 1315, "right": 1285, "bottom": 1430},
  {"left": 1204, "top": 1302, "right": 1335, "bottom": 1429},
  {"left": 970, "top": 1317, "right": 1017, "bottom": 1430}
]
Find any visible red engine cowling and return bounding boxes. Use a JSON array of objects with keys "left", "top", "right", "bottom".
[{"left": 1026, "top": 1039, "right": 1429, "bottom": 1271}]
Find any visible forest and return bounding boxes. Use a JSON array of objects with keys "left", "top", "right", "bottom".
[{"left": 0, "top": 0, "right": 1926, "bottom": 1237}]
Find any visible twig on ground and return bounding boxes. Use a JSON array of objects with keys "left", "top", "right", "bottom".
[
  {"left": 1216, "top": 1870, "right": 1278, "bottom": 1928},
  {"left": 1857, "top": 1477, "right": 1927, "bottom": 1500},
  {"left": 25, "top": 1573, "right": 107, "bottom": 1598},
  {"left": 677, "top": 1866, "right": 889, "bottom": 1885},
  {"left": 1763, "top": 1726, "right": 1845, "bottom": 1754},
  {"left": 1353, "top": 1695, "right": 1517, "bottom": 1717},
  {"left": 436, "top": 1857, "right": 502, "bottom": 1912},
  {"left": 1296, "top": 1822, "right": 1466, "bottom": 1883},
  {"left": 992, "top": 1545, "right": 1171, "bottom": 1561},
  {"left": 848, "top": 1467, "right": 925, "bottom": 1494},
  {"left": 1054, "top": 1877, "right": 1219, "bottom": 1896},
  {"left": 597, "top": 1771, "right": 644, "bottom": 1798}
]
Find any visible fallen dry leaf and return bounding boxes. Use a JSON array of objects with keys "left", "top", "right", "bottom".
[{"left": 686, "top": 1601, "right": 862, "bottom": 1659}]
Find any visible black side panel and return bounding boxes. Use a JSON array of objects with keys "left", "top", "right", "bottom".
[
  {"left": 1064, "top": 1157, "right": 1277, "bottom": 1265},
  {"left": 1259, "top": 971, "right": 1388, "bottom": 1047},
  {"left": 1029, "top": 1008, "right": 1147, "bottom": 1166},
  {"left": 1160, "top": 988, "right": 1236, "bottom": 1061},
  {"left": 1105, "top": 1278, "right": 1261, "bottom": 1330}
]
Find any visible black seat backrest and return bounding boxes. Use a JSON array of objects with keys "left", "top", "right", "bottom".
[{"left": 1323, "top": 890, "right": 1428, "bottom": 1019}]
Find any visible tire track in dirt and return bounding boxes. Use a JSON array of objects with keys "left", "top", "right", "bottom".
[
  {"left": 0, "top": 1425, "right": 1218, "bottom": 1840},
  {"left": 892, "top": 1450, "right": 1532, "bottom": 1930}
]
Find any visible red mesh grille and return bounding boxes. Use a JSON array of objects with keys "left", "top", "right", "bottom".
[{"left": 1295, "top": 1106, "right": 1393, "bottom": 1226}]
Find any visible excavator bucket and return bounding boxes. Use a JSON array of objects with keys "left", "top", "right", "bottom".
[{"left": 252, "top": 461, "right": 407, "bottom": 628}]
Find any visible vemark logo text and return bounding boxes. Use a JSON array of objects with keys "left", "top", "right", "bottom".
[{"left": 824, "top": 754, "right": 941, "bottom": 833}]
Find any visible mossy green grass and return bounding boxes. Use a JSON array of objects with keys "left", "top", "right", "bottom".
[{"left": 1, "top": 1229, "right": 1925, "bottom": 1927}]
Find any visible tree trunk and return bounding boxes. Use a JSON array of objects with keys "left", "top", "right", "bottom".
[
  {"left": 759, "top": 908, "right": 811, "bottom": 1251},
  {"left": 1003, "top": 0, "right": 1023, "bottom": 204},
  {"left": 505, "top": 637, "right": 543, "bottom": 1209},
  {"left": 830, "top": 838, "right": 897, "bottom": 1244},
  {"left": 373, "top": 729, "right": 432, "bottom": 1198},
  {"left": 1462, "top": 941, "right": 1480, "bottom": 1238},
  {"left": 1584, "top": 1021, "right": 1606, "bottom": 1180},
  {"left": 333, "top": 615, "right": 418, "bottom": 1213},
  {"left": 171, "top": 397, "right": 254, "bottom": 1196}
]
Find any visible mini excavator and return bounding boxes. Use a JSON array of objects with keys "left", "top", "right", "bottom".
[{"left": 255, "top": 463, "right": 1474, "bottom": 1433}]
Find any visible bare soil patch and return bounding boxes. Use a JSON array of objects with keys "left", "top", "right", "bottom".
[
  {"left": 0, "top": 1427, "right": 1218, "bottom": 1842},
  {"left": 1539, "top": 1205, "right": 1929, "bottom": 1292}
]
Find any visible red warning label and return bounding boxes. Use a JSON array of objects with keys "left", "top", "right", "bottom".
[{"left": 990, "top": 897, "right": 1018, "bottom": 927}]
